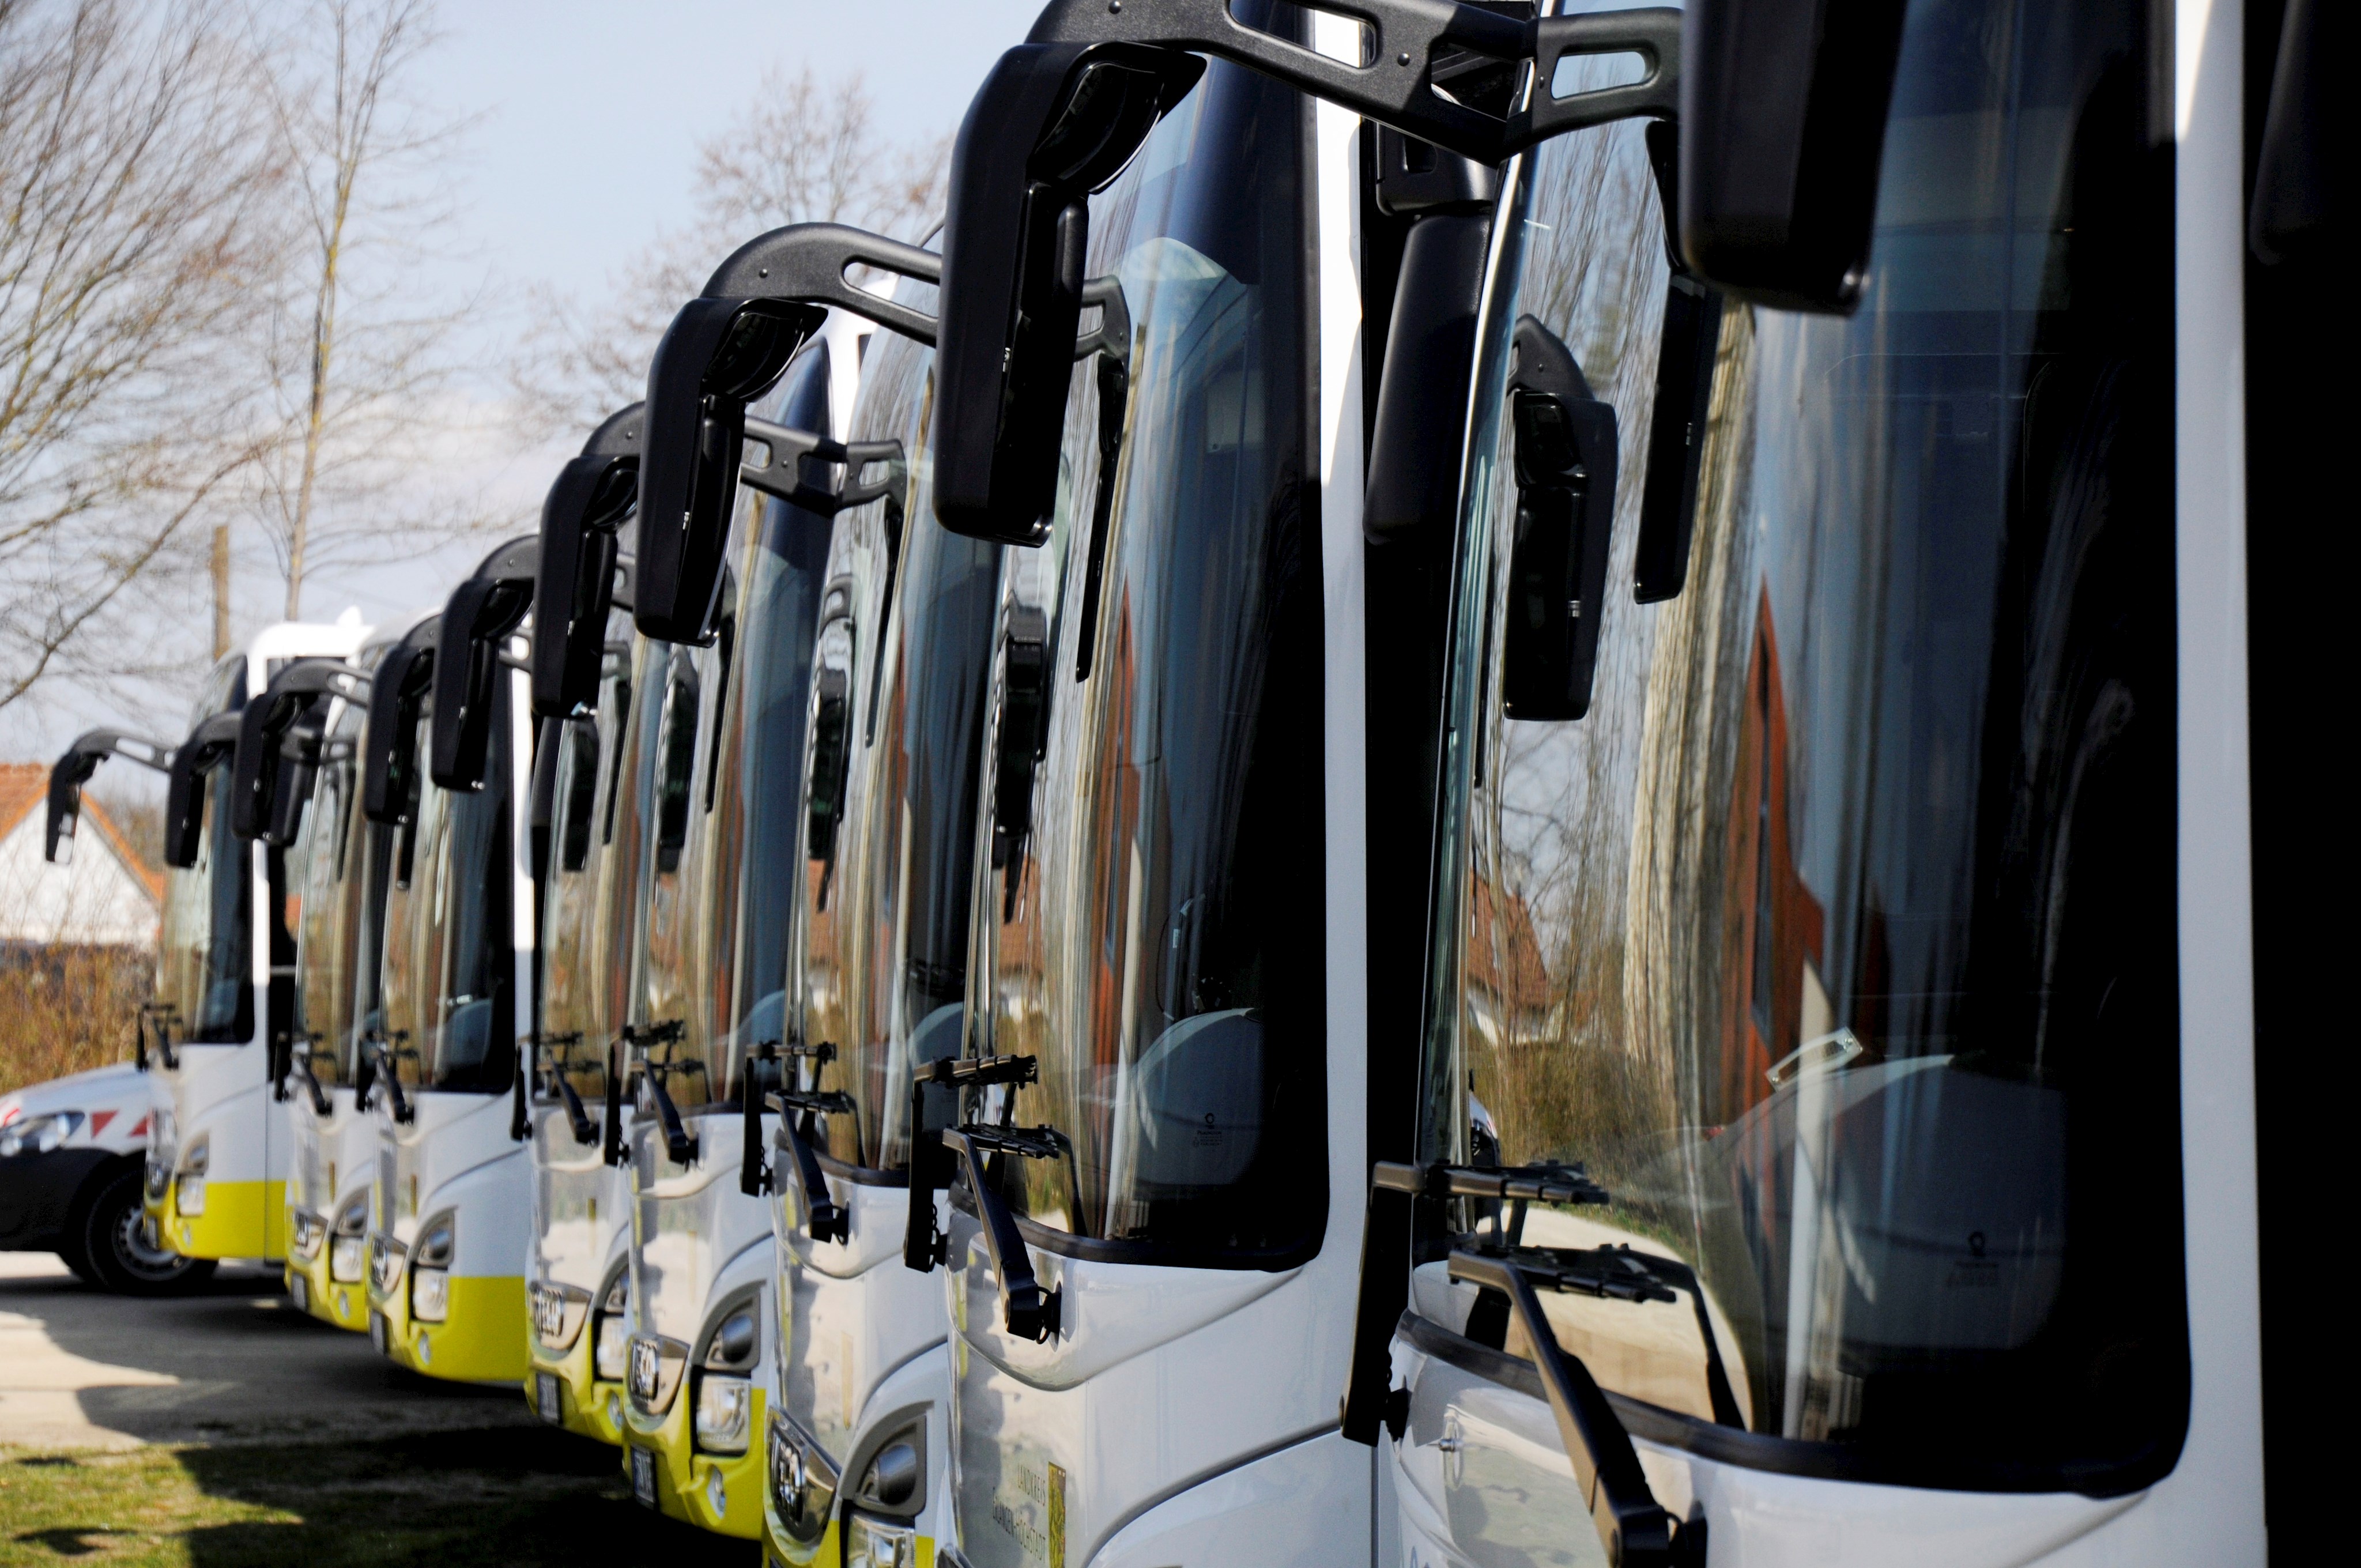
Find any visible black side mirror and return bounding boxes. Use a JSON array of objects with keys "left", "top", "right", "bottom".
[
  {"left": 164, "top": 713, "right": 244, "bottom": 869},
  {"left": 360, "top": 619, "right": 439, "bottom": 826},
  {"left": 1677, "top": 0, "right": 1910, "bottom": 313},
  {"left": 431, "top": 534, "right": 538, "bottom": 792},
  {"left": 531, "top": 402, "right": 643, "bottom": 722},
  {"left": 930, "top": 39, "right": 1201, "bottom": 545},
  {"left": 989, "top": 606, "right": 1050, "bottom": 909},
  {"left": 232, "top": 658, "right": 369, "bottom": 842},
  {"left": 635, "top": 224, "right": 938, "bottom": 645},
  {"left": 1500, "top": 317, "right": 1617, "bottom": 723},
  {"left": 46, "top": 730, "right": 172, "bottom": 865},
  {"left": 931, "top": 3, "right": 1681, "bottom": 546}
]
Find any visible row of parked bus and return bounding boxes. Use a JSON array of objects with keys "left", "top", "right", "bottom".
[{"left": 7, "top": 0, "right": 2323, "bottom": 1562}]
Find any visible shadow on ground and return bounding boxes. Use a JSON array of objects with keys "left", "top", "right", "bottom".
[{"left": 4, "top": 1428, "right": 756, "bottom": 1567}]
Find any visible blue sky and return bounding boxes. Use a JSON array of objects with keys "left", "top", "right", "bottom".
[{"left": 10, "top": 2, "right": 1042, "bottom": 760}]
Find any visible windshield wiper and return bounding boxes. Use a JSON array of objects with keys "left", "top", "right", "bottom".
[
  {"left": 624, "top": 1021, "right": 701, "bottom": 1165},
  {"left": 1466, "top": 1239, "right": 1744, "bottom": 1431},
  {"left": 601, "top": 1037, "right": 627, "bottom": 1167},
  {"left": 360, "top": 1032, "right": 416, "bottom": 1124},
  {"left": 1449, "top": 1248, "right": 1707, "bottom": 1568},
  {"left": 754, "top": 1042, "right": 852, "bottom": 1243},
  {"left": 1343, "top": 1158, "right": 1611, "bottom": 1441},
  {"left": 902, "top": 1053, "right": 1073, "bottom": 1343},
  {"left": 533, "top": 1032, "right": 600, "bottom": 1146},
  {"left": 288, "top": 1035, "right": 333, "bottom": 1115},
  {"left": 137, "top": 1002, "right": 181, "bottom": 1072}
]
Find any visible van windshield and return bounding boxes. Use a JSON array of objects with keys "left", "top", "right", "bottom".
[
  {"left": 970, "top": 35, "right": 1323, "bottom": 1262},
  {"left": 1417, "top": 0, "right": 2181, "bottom": 1487}
]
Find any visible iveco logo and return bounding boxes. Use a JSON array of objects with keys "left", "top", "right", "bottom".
[{"left": 628, "top": 1336, "right": 659, "bottom": 1400}]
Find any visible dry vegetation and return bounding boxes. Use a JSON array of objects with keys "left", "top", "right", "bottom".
[{"left": 0, "top": 944, "right": 145, "bottom": 1098}]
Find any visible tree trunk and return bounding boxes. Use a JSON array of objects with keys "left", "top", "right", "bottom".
[{"left": 212, "top": 523, "right": 232, "bottom": 658}]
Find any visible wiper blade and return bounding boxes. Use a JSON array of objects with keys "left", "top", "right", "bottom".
[
  {"left": 288, "top": 1036, "right": 333, "bottom": 1116},
  {"left": 1449, "top": 1249, "right": 1706, "bottom": 1568},
  {"left": 624, "top": 1021, "right": 701, "bottom": 1165},
  {"left": 903, "top": 1053, "right": 1038, "bottom": 1275},
  {"left": 533, "top": 1032, "right": 601, "bottom": 1145},
  {"left": 1345, "top": 1158, "right": 1610, "bottom": 1445},
  {"left": 361, "top": 1033, "right": 415, "bottom": 1124},
  {"left": 941, "top": 1124, "right": 1068, "bottom": 1343}
]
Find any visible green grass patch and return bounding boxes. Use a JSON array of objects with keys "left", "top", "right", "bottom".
[{"left": 0, "top": 1428, "right": 756, "bottom": 1566}]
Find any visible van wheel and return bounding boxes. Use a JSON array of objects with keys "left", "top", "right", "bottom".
[{"left": 76, "top": 1167, "right": 215, "bottom": 1296}]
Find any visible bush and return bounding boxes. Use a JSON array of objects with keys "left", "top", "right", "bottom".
[{"left": 0, "top": 943, "right": 146, "bottom": 1097}]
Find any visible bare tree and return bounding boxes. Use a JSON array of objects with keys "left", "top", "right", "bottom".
[
  {"left": 0, "top": 0, "right": 285, "bottom": 714},
  {"left": 516, "top": 67, "right": 949, "bottom": 438},
  {"left": 247, "top": 0, "right": 500, "bottom": 620}
]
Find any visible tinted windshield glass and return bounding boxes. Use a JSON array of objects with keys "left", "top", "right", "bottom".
[
  {"left": 633, "top": 631, "right": 725, "bottom": 1108},
  {"left": 1417, "top": 0, "right": 2179, "bottom": 1484},
  {"left": 968, "top": 45, "right": 1322, "bottom": 1261},
  {"left": 293, "top": 703, "right": 383, "bottom": 1084},
  {"left": 159, "top": 755, "right": 253, "bottom": 1046},
  {"left": 707, "top": 351, "right": 834, "bottom": 1102},
  {"left": 538, "top": 627, "right": 633, "bottom": 1098},
  {"left": 387, "top": 694, "right": 516, "bottom": 1095},
  {"left": 798, "top": 323, "right": 999, "bottom": 1174}
]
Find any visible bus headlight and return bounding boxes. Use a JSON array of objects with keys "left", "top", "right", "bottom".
[
  {"left": 330, "top": 1196, "right": 368, "bottom": 1281},
  {"left": 175, "top": 1177, "right": 205, "bottom": 1215},
  {"left": 692, "top": 1373, "right": 752, "bottom": 1454},
  {"left": 591, "top": 1273, "right": 629, "bottom": 1382},
  {"left": 410, "top": 1267, "right": 448, "bottom": 1322},
  {"left": 844, "top": 1511, "right": 919, "bottom": 1568}
]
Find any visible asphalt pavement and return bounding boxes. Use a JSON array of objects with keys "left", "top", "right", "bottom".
[{"left": 0, "top": 1252, "right": 534, "bottom": 1451}]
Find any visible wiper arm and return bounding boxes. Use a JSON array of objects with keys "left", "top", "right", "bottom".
[
  {"left": 361, "top": 1032, "right": 416, "bottom": 1124},
  {"left": 625, "top": 1021, "right": 700, "bottom": 1165},
  {"left": 1482, "top": 1242, "right": 1745, "bottom": 1431},
  {"left": 1344, "top": 1158, "right": 1610, "bottom": 1445},
  {"left": 289, "top": 1036, "right": 333, "bottom": 1116},
  {"left": 138, "top": 1002, "right": 181, "bottom": 1072},
  {"left": 1448, "top": 1249, "right": 1706, "bottom": 1568},
  {"left": 942, "top": 1123, "right": 1069, "bottom": 1343},
  {"left": 754, "top": 1041, "right": 852, "bottom": 1243},
  {"left": 534, "top": 1034, "right": 600, "bottom": 1147},
  {"left": 903, "top": 1053, "right": 1040, "bottom": 1273}
]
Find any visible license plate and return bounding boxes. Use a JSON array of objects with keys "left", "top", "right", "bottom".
[
  {"left": 369, "top": 1311, "right": 389, "bottom": 1356},
  {"left": 631, "top": 1446, "right": 658, "bottom": 1508},
  {"left": 536, "top": 1371, "right": 563, "bottom": 1424},
  {"left": 289, "top": 1275, "right": 310, "bottom": 1313}
]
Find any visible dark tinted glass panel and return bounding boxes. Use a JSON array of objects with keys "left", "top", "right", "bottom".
[
  {"left": 970, "top": 47, "right": 1322, "bottom": 1261},
  {"left": 799, "top": 323, "right": 993, "bottom": 1174},
  {"left": 711, "top": 350, "right": 834, "bottom": 1100},
  {"left": 1417, "top": 0, "right": 2181, "bottom": 1486}
]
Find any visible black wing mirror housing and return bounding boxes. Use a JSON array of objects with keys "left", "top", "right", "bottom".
[
  {"left": 1677, "top": 0, "right": 1910, "bottom": 314},
  {"left": 1501, "top": 317, "right": 1618, "bottom": 722},
  {"left": 232, "top": 658, "right": 369, "bottom": 843},
  {"left": 635, "top": 224, "right": 938, "bottom": 645},
  {"left": 361, "top": 620, "right": 439, "bottom": 826},
  {"left": 931, "top": 40, "right": 1201, "bottom": 546},
  {"left": 532, "top": 402, "right": 643, "bottom": 722},
  {"left": 46, "top": 730, "right": 171, "bottom": 865},
  {"left": 164, "top": 713, "right": 244, "bottom": 869},
  {"left": 431, "top": 534, "right": 538, "bottom": 792}
]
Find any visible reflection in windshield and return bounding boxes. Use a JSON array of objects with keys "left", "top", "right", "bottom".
[
  {"left": 1421, "top": 0, "right": 2180, "bottom": 1482},
  {"left": 538, "top": 624, "right": 637, "bottom": 1100},
  {"left": 158, "top": 752, "right": 254, "bottom": 1044},
  {"left": 797, "top": 323, "right": 996, "bottom": 1174},
  {"left": 970, "top": 50, "right": 1321, "bottom": 1260},
  {"left": 382, "top": 700, "right": 516, "bottom": 1095},
  {"left": 293, "top": 704, "right": 386, "bottom": 1084}
]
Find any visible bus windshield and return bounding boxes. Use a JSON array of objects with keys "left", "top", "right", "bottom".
[
  {"left": 158, "top": 661, "right": 252, "bottom": 1045},
  {"left": 798, "top": 318, "right": 1001, "bottom": 1177},
  {"left": 293, "top": 700, "right": 384, "bottom": 1084},
  {"left": 970, "top": 26, "right": 1324, "bottom": 1264},
  {"left": 1416, "top": 0, "right": 2182, "bottom": 1488}
]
